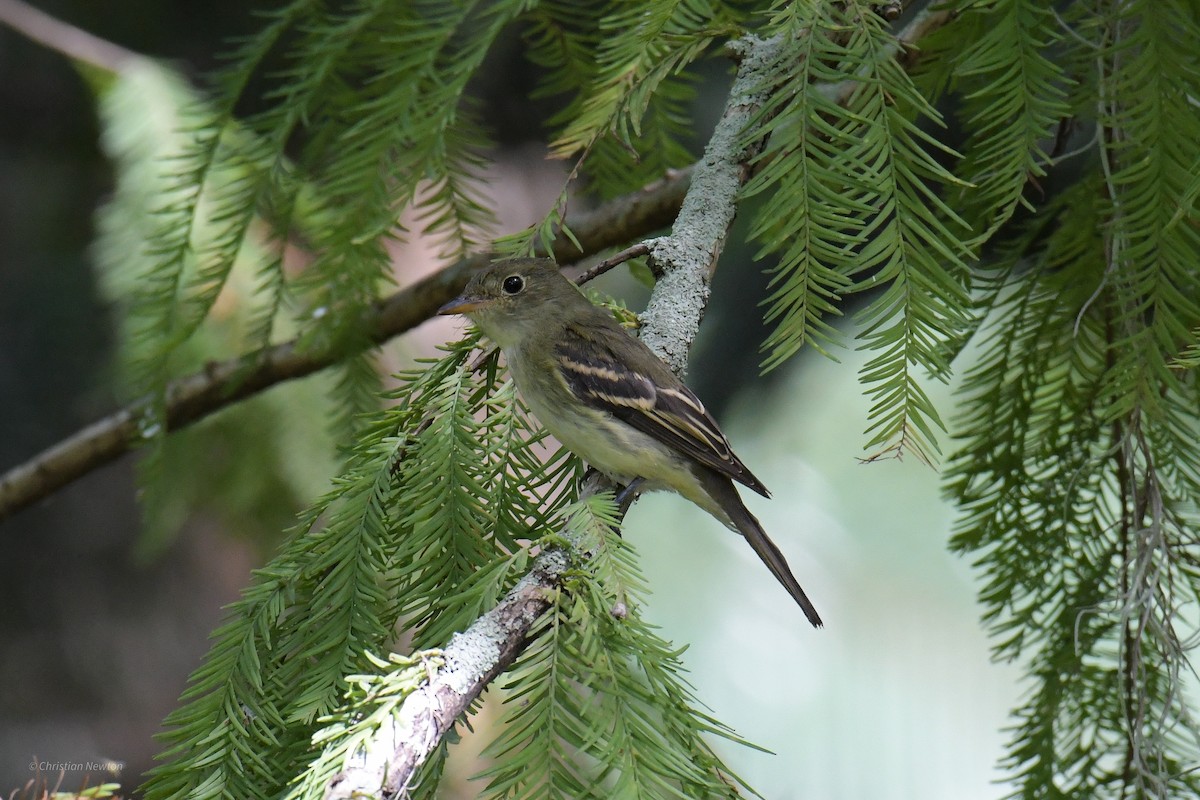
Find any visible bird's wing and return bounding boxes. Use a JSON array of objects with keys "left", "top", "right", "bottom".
[{"left": 554, "top": 324, "right": 769, "bottom": 497}]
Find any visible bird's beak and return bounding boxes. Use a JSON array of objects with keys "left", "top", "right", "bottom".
[{"left": 437, "top": 294, "right": 488, "bottom": 315}]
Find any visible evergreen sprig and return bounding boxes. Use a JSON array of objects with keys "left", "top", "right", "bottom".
[
  {"left": 498, "top": 0, "right": 737, "bottom": 257},
  {"left": 548, "top": 0, "right": 740, "bottom": 196},
  {"left": 287, "top": 650, "right": 447, "bottom": 800},
  {"left": 945, "top": 3, "right": 1200, "bottom": 794},
  {"left": 92, "top": 58, "right": 339, "bottom": 551},
  {"left": 1099, "top": 0, "right": 1200, "bottom": 427},
  {"left": 746, "top": 2, "right": 972, "bottom": 462},
  {"left": 123, "top": 0, "right": 319, "bottom": 417},
  {"left": 140, "top": 337, "right": 575, "bottom": 800},
  {"left": 919, "top": 0, "right": 1072, "bottom": 239}
]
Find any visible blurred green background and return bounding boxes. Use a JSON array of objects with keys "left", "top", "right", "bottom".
[
  {"left": 0, "top": 2, "right": 271, "bottom": 794},
  {"left": 0, "top": 2, "right": 1017, "bottom": 796}
]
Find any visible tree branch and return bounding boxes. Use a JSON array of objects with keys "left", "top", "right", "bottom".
[
  {"left": 0, "top": 3, "right": 950, "bottom": 522},
  {"left": 0, "top": 0, "right": 138, "bottom": 73},
  {"left": 639, "top": 32, "right": 785, "bottom": 373},
  {"left": 0, "top": 168, "right": 691, "bottom": 521},
  {"left": 324, "top": 546, "right": 571, "bottom": 800},
  {"left": 317, "top": 8, "right": 956, "bottom": 795}
]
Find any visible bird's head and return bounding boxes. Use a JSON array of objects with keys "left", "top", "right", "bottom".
[{"left": 438, "top": 258, "right": 580, "bottom": 349}]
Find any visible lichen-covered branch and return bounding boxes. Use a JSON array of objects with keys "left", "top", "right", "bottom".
[
  {"left": 639, "top": 33, "right": 785, "bottom": 373},
  {"left": 323, "top": 549, "right": 570, "bottom": 800}
]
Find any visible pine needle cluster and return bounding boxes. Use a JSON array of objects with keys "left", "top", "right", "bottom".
[{"left": 743, "top": 1, "right": 973, "bottom": 462}]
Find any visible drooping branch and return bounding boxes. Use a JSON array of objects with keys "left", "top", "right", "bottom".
[{"left": 0, "top": 168, "right": 691, "bottom": 521}]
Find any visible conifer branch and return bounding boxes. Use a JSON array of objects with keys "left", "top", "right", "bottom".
[
  {"left": 0, "top": 3, "right": 949, "bottom": 523},
  {"left": 323, "top": 535, "right": 575, "bottom": 800},
  {"left": 0, "top": 169, "right": 690, "bottom": 522}
]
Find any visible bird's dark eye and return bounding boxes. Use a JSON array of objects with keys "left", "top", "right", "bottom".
[{"left": 502, "top": 275, "right": 525, "bottom": 295}]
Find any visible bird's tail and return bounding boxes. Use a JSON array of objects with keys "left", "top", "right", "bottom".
[{"left": 698, "top": 470, "right": 823, "bottom": 628}]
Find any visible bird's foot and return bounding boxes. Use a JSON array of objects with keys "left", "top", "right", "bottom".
[{"left": 614, "top": 477, "right": 645, "bottom": 515}]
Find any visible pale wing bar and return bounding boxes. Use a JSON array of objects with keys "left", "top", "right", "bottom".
[{"left": 556, "top": 340, "right": 769, "bottom": 497}]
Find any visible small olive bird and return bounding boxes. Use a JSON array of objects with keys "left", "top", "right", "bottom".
[{"left": 438, "top": 258, "right": 822, "bottom": 627}]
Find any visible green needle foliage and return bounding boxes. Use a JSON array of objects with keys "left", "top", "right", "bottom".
[
  {"left": 76, "top": 0, "right": 1200, "bottom": 797},
  {"left": 141, "top": 338, "right": 586, "bottom": 800},
  {"left": 478, "top": 495, "right": 754, "bottom": 799},
  {"left": 933, "top": 2, "right": 1200, "bottom": 797},
  {"left": 745, "top": 1, "right": 972, "bottom": 462},
  {"left": 91, "top": 58, "right": 338, "bottom": 553},
  {"left": 141, "top": 338, "right": 752, "bottom": 800},
  {"left": 546, "top": 0, "right": 741, "bottom": 197}
]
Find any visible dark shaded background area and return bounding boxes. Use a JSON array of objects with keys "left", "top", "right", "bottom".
[
  {"left": 0, "top": 2, "right": 781, "bottom": 793},
  {"left": 1, "top": 2, "right": 275, "bottom": 792}
]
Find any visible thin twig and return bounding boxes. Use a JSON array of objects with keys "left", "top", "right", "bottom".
[
  {"left": 572, "top": 242, "right": 652, "bottom": 285},
  {"left": 0, "top": 0, "right": 138, "bottom": 72}
]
